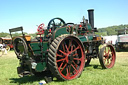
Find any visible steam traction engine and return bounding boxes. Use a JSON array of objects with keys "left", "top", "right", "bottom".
[{"left": 9, "top": 9, "right": 116, "bottom": 81}]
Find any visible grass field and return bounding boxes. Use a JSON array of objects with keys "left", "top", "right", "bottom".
[{"left": 0, "top": 51, "right": 128, "bottom": 85}]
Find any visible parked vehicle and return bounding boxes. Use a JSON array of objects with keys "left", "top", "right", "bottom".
[
  {"left": 115, "top": 28, "right": 128, "bottom": 51},
  {"left": 0, "top": 37, "right": 13, "bottom": 51},
  {"left": 9, "top": 9, "right": 116, "bottom": 82}
]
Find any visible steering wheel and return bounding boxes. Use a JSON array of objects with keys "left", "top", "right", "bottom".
[
  {"left": 37, "top": 23, "right": 45, "bottom": 34},
  {"left": 47, "top": 18, "right": 66, "bottom": 31}
]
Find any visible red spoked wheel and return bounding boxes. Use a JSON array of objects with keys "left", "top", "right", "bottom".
[
  {"left": 48, "top": 35, "right": 85, "bottom": 80},
  {"left": 99, "top": 44, "right": 116, "bottom": 69}
]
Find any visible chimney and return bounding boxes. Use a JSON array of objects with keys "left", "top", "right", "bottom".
[{"left": 87, "top": 9, "right": 94, "bottom": 29}]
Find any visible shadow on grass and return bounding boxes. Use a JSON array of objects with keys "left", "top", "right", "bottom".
[
  {"left": 9, "top": 65, "right": 104, "bottom": 84},
  {"left": 10, "top": 76, "right": 44, "bottom": 84},
  {"left": 9, "top": 70, "right": 57, "bottom": 84},
  {"left": 85, "top": 64, "right": 103, "bottom": 70},
  {"left": 10, "top": 75, "right": 65, "bottom": 84}
]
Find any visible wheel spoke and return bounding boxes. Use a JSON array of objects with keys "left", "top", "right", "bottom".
[
  {"left": 108, "top": 48, "right": 110, "bottom": 54},
  {"left": 62, "top": 42, "right": 65, "bottom": 52},
  {"left": 59, "top": 61, "right": 64, "bottom": 69},
  {"left": 73, "top": 53, "right": 78, "bottom": 57},
  {"left": 105, "top": 55, "right": 109, "bottom": 59},
  {"left": 72, "top": 61, "right": 78, "bottom": 68},
  {"left": 69, "top": 65, "right": 71, "bottom": 75},
  {"left": 71, "top": 46, "right": 73, "bottom": 52},
  {"left": 107, "top": 59, "right": 109, "bottom": 65},
  {"left": 68, "top": 40, "right": 72, "bottom": 49},
  {"left": 65, "top": 44, "right": 69, "bottom": 52},
  {"left": 59, "top": 50, "right": 67, "bottom": 56},
  {"left": 74, "top": 57, "right": 82, "bottom": 61},
  {"left": 57, "top": 58, "right": 66, "bottom": 62},
  {"left": 66, "top": 68, "right": 69, "bottom": 78},
  {"left": 72, "top": 46, "right": 80, "bottom": 53},
  {"left": 71, "top": 64, "right": 77, "bottom": 72},
  {"left": 60, "top": 63, "right": 67, "bottom": 72},
  {"left": 56, "top": 53, "right": 64, "bottom": 57}
]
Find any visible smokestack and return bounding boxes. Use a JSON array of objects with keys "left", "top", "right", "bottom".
[{"left": 87, "top": 9, "right": 94, "bottom": 29}]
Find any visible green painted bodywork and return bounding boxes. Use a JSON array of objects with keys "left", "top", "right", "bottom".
[
  {"left": 30, "top": 43, "right": 41, "bottom": 54},
  {"left": 54, "top": 27, "right": 70, "bottom": 38},
  {"left": 30, "top": 41, "right": 48, "bottom": 71},
  {"left": 87, "top": 24, "right": 92, "bottom": 32},
  {"left": 78, "top": 35, "right": 93, "bottom": 42},
  {"left": 44, "top": 30, "right": 48, "bottom": 37},
  {"left": 36, "top": 62, "right": 46, "bottom": 72},
  {"left": 78, "top": 36, "right": 87, "bottom": 42},
  {"left": 77, "top": 23, "right": 93, "bottom": 42},
  {"left": 30, "top": 42, "right": 48, "bottom": 54},
  {"left": 88, "top": 35, "right": 93, "bottom": 40}
]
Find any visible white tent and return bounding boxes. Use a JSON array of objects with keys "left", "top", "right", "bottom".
[{"left": 103, "top": 35, "right": 117, "bottom": 45}]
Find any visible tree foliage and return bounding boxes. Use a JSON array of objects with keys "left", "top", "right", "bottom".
[
  {"left": 96, "top": 24, "right": 128, "bottom": 36},
  {"left": 0, "top": 32, "right": 9, "bottom": 37},
  {"left": 0, "top": 32, "right": 36, "bottom": 38},
  {"left": 0, "top": 24, "right": 128, "bottom": 37}
]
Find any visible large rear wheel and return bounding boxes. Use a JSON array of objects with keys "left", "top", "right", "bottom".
[
  {"left": 99, "top": 44, "right": 116, "bottom": 69},
  {"left": 48, "top": 35, "right": 85, "bottom": 80},
  {"left": 13, "top": 37, "right": 28, "bottom": 59}
]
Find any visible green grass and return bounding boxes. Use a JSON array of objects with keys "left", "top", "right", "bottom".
[{"left": 0, "top": 51, "right": 128, "bottom": 85}]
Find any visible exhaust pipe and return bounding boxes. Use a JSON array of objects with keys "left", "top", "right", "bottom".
[{"left": 87, "top": 9, "right": 94, "bottom": 29}]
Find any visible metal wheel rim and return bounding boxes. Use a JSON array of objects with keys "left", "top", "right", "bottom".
[
  {"left": 103, "top": 45, "right": 116, "bottom": 68},
  {"left": 56, "top": 37, "right": 85, "bottom": 80},
  {"left": 13, "top": 37, "right": 28, "bottom": 59}
]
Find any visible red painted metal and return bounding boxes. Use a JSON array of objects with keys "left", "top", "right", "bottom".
[
  {"left": 56, "top": 37, "right": 85, "bottom": 80},
  {"left": 7, "top": 44, "right": 13, "bottom": 49},
  {"left": 37, "top": 23, "right": 45, "bottom": 34},
  {"left": 0, "top": 37, "right": 13, "bottom": 49},
  {"left": 37, "top": 23, "right": 45, "bottom": 42},
  {"left": 103, "top": 45, "right": 116, "bottom": 68}
]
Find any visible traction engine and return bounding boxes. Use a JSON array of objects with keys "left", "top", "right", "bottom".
[{"left": 9, "top": 9, "right": 116, "bottom": 82}]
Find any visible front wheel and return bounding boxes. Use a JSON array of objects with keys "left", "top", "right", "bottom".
[{"left": 99, "top": 44, "right": 116, "bottom": 69}]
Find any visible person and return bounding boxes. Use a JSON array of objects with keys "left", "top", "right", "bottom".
[
  {"left": 0, "top": 43, "right": 7, "bottom": 56},
  {"left": 3, "top": 43, "right": 6, "bottom": 48},
  {"left": 2, "top": 43, "right": 7, "bottom": 54},
  {"left": 0, "top": 44, "right": 3, "bottom": 50},
  {"left": 0, "top": 44, "right": 4, "bottom": 56}
]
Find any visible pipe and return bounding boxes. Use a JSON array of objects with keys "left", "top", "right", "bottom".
[{"left": 87, "top": 9, "right": 94, "bottom": 29}]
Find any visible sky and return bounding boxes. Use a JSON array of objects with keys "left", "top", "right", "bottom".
[{"left": 0, "top": 0, "right": 128, "bottom": 33}]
